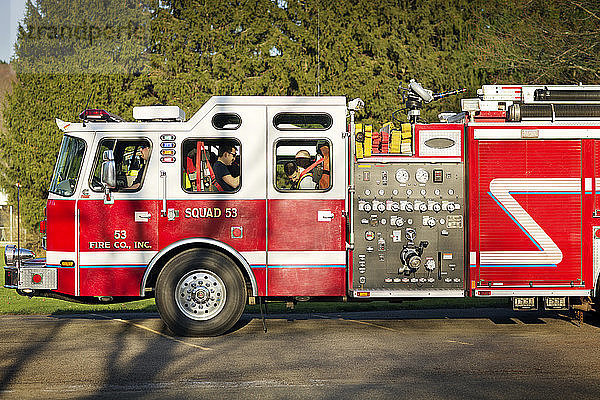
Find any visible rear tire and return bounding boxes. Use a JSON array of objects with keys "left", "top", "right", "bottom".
[{"left": 155, "top": 248, "right": 246, "bottom": 336}]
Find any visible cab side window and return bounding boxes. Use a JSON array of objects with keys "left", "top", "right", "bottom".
[
  {"left": 275, "top": 139, "right": 331, "bottom": 191},
  {"left": 90, "top": 138, "right": 151, "bottom": 192},
  {"left": 181, "top": 139, "right": 241, "bottom": 193}
]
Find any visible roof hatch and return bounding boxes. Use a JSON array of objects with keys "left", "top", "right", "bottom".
[{"left": 133, "top": 106, "right": 185, "bottom": 122}]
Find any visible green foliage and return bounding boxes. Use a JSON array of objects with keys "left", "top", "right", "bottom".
[
  {"left": 471, "top": 0, "right": 600, "bottom": 84},
  {"left": 148, "top": 0, "right": 481, "bottom": 123},
  {"left": 14, "top": 0, "right": 150, "bottom": 75}
]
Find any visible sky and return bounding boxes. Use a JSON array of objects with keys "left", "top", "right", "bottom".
[{"left": 0, "top": 0, "right": 27, "bottom": 63}]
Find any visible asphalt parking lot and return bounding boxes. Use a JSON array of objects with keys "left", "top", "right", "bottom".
[{"left": 1, "top": 308, "right": 600, "bottom": 399}]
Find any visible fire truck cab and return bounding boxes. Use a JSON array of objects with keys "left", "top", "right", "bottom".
[
  {"left": 6, "top": 96, "right": 348, "bottom": 336},
  {"left": 5, "top": 82, "right": 600, "bottom": 336}
]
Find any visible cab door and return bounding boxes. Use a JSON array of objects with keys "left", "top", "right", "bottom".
[
  {"left": 266, "top": 101, "right": 348, "bottom": 296},
  {"left": 156, "top": 106, "right": 269, "bottom": 296},
  {"left": 77, "top": 135, "right": 159, "bottom": 297}
]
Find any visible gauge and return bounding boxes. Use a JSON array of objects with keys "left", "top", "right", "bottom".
[
  {"left": 364, "top": 203, "right": 372, "bottom": 212},
  {"left": 395, "top": 168, "right": 409, "bottom": 183},
  {"left": 365, "top": 231, "right": 375, "bottom": 241},
  {"left": 415, "top": 168, "right": 429, "bottom": 184}
]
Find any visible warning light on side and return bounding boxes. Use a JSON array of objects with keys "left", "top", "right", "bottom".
[
  {"left": 32, "top": 274, "right": 43, "bottom": 284},
  {"left": 231, "top": 227, "right": 243, "bottom": 239}
]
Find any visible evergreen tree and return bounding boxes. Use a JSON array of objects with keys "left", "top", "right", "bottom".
[
  {"left": 471, "top": 0, "right": 600, "bottom": 84},
  {"left": 1, "top": 0, "right": 157, "bottom": 247},
  {"left": 147, "top": 0, "right": 481, "bottom": 122}
]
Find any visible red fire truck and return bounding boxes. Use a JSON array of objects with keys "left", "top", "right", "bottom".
[{"left": 5, "top": 81, "right": 600, "bottom": 336}]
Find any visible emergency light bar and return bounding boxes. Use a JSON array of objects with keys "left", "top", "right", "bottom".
[{"left": 79, "top": 109, "right": 124, "bottom": 122}]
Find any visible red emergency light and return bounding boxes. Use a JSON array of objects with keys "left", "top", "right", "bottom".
[
  {"left": 79, "top": 109, "right": 123, "bottom": 122},
  {"left": 39, "top": 220, "right": 46, "bottom": 234}
]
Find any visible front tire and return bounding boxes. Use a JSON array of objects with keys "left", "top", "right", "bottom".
[{"left": 155, "top": 248, "right": 246, "bottom": 336}]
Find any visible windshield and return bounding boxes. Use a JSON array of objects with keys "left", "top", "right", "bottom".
[{"left": 49, "top": 135, "right": 86, "bottom": 197}]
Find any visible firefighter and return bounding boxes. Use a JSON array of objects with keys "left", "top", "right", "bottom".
[
  {"left": 295, "top": 150, "right": 317, "bottom": 189},
  {"left": 214, "top": 144, "right": 239, "bottom": 191},
  {"left": 130, "top": 143, "right": 150, "bottom": 190},
  {"left": 284, "top": 161, "right": 301, "bottom": 189}
]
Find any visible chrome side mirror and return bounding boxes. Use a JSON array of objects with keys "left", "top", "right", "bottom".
[
  {"left": 101, "top": 150, "right": 116, "bottom": 204},
  {"left": 101, "top": 150, "right": 116, "bottom": 189}
]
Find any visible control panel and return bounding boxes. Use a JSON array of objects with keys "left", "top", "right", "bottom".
[{"left": 352, "top": 162, "right": 465, "bottom": 295}]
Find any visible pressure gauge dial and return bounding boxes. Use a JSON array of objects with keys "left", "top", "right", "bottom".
[
  {"left": 395, "top": 168, "right": 410, "bottom": 183},
  {"left": 415, "top": 168, "right": 429, "bottom": 183},
  {"left": 363, "top": 203, "right": 372, "bottom": 212},
  {"left": 425, "top": 259, "right": 436, "bottom": 271}
]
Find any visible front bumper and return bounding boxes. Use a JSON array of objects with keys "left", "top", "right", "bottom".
[{"left": 4, "top": 258, "right": 57, "bottom": 290}]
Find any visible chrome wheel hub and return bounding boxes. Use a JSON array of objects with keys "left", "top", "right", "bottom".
[{"left": 175, "top": 269, "right": 226, "bottom": 320}]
